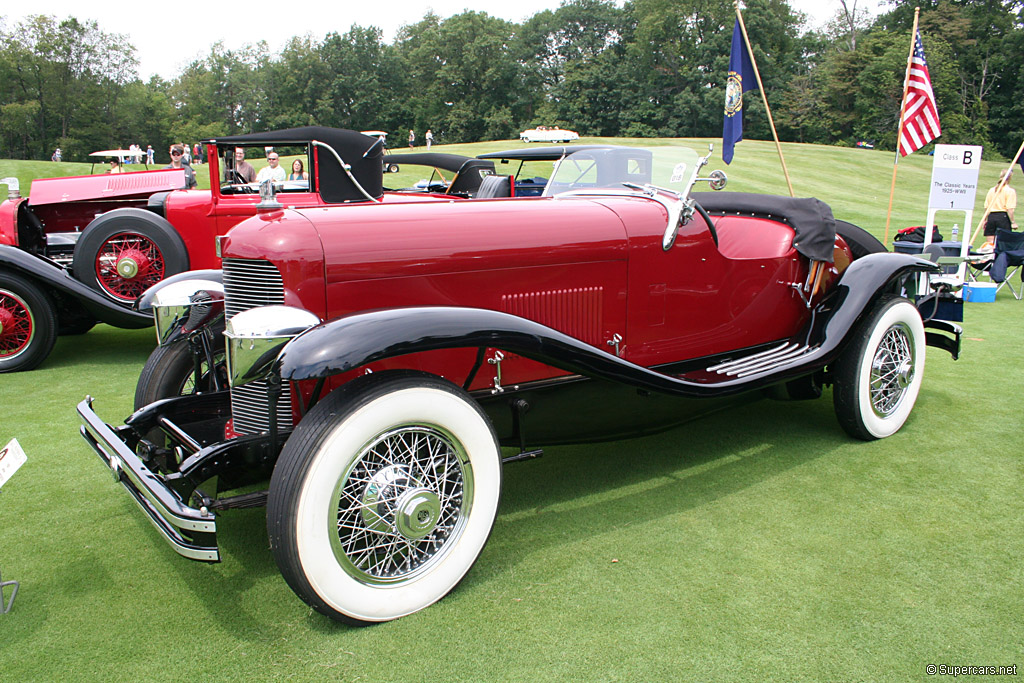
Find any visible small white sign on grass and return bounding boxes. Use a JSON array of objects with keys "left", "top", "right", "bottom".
[
  {"left": 929, "top": 144, "right": 982, "bottom": 211},
  {"left": 0, "top": 439, "right": 26, "bottom": 490}
]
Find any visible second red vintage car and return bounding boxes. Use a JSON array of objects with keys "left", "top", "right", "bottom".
[
  {"left": 0, "top": 127, "right": 483, "bottom": 372},
  {"left": 79, "top": 143, "right": 961, "bottom": 625}
]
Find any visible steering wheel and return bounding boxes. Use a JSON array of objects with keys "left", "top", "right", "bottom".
[{"left": 226, "top": 170, "right": 255, "bottom": 192}]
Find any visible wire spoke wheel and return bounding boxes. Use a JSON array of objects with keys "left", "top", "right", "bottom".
[
  {"left": 834, "top": 296, "right": 925, "bottom": 440},
  {"left": 268, "top": 373, "right": 501, "bottom": 624},
  {"left": 95, "top": 231, "right": 166, "bottom": 301},
  {"left": 73, "top": 208, "right": 188, "bottom": 305},
  {"left": 332, "top": 425, "right": 470, "bottom": 585},
  {"left": 868, "top": 323, "right": 915, "bottom": 417},
  {"left": 0, "top": 273, "right": 56, "bottom": 373},
  {"left": 0, "top": 289, "right": 34, "bottom": 359}
]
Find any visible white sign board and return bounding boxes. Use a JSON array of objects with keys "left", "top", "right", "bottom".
[
  {"left": 929, "top": 144, "right": 982, "bottom": 210},
  {"left": 0, "top": 439, "right": 26, "bottom": 489}
]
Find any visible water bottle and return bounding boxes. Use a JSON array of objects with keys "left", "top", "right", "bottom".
[{"left": 952, "top": 223, "right": 959, "bottom": 242}]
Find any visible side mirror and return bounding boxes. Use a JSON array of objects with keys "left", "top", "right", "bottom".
[
  {"left": 707, "top": 170, "right": 728, "bottom": 191},
  {"left": 695, "top": 170, "right": 728, "bottom": 191}
]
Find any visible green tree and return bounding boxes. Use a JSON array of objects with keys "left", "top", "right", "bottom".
[{"left": 396, "top": 11, "right": 532, "bottom": 142}]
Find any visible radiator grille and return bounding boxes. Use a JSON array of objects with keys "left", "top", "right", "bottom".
[
  {"left": 230, "top": 380, "right": 294, "bottom": 435},
  {"left": 222, "top": 258, "right": 285, "bottom": 319},
  {"left": 222, "top": 258, "right": 291, "bottom": 435}
]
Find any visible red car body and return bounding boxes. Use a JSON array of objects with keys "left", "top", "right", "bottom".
[{"left": 79, "top": 143, "right": 961, "bottom": 625}]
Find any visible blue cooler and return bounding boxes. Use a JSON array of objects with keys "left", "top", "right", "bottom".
[{"left": 963, "top": 282, "right": 997, "bottom": 302}]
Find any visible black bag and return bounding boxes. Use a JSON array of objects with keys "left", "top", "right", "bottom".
[{"left": 895, "top": 225, "right": 944, "bottom": 243}]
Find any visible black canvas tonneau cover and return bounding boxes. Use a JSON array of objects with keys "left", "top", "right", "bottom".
[{"left": 694, "top": 192, "right": 838, "bottom": 263}]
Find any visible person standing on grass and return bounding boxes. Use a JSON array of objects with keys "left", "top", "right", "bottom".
[
  {"left": 980, "top": 170, "right": 1017, "bottom": 252},
  {"left": 165, "top": 144, "right": 198, "bottom": 189},
  {"left": 425, "top": 129, "right": 433, "bottom": 150},
  {"left": 409, "top": 129, "right": 415, "bottom": 148}
]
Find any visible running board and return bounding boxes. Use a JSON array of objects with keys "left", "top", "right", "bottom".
[{"left": 705, "top": 342, "right": 816, "bottom": 379}]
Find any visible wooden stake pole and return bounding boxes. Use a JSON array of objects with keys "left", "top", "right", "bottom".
[
  {"left": 968, "top": 138, "right": 1024, "bottom": 246},
  {"left": 882, "top": 7, "right": 921, "bottom": 246},
  {"left": 735, "top": 5, "right": 794, "bottom": 197}
]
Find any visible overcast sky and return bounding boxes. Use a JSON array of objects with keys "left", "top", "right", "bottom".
[{"left": 9, "top": 1, "right": 875, "bottom": 82}]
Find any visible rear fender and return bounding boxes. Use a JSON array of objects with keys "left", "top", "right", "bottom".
[
  {"left": 0, "top": 244, "right": 151, "bottom": 328},
  {"left": 807, "top": 252, "right": 958, "bottom": 359}
]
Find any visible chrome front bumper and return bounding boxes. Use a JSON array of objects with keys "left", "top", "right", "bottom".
[{"left": 77, "top": 397, "right": 220, "bottom": 562}]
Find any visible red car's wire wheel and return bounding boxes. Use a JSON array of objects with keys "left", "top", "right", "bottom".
[
  {"left": 94, "top": 231, "right": 166, "bottom": 301},
  {"left": 0, "top": 288, "right": 35, "bottom": 360}
]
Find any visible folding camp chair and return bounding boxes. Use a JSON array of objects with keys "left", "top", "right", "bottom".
[
  {"left": 965, "top": 251, "right": 995, "bottom": 282},
  {"left": 989, "top": 228, "right": 1024, "bottom": 300}
]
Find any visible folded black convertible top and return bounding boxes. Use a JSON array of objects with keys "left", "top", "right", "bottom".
[{"left": 694, "top": 192, "right": 838, "bottom": 263}]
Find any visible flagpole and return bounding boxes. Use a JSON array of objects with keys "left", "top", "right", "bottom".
[
  {"left": 735, "top": 3, "right": 794, "bottom": 197},
  {"left": 968, "top": 138, "right": 1024, "bottom": 246},
  {"left": 882, "top": 7, "right": 921, "bottom": 246}
]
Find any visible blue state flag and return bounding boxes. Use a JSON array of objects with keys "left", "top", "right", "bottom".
[{"left": 722, "top": 19, "right": 757, "bottom": 165}]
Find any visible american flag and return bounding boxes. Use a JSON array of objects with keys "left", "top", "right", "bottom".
[{"left": 898, "top": 30, "right": 941, "bottom": 156}]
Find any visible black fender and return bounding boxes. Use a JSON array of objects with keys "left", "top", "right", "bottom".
[
  {"left": 277, "top": 252, "right": 940, "bottom": 398},
  {"left": 0, "top": 245, "right": 151, "bottom": 328},
  {"left": 806, "top": 252, "right": 938, "bottom": 349}
]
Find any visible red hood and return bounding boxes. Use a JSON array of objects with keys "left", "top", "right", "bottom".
[{"left": 27, "top": 168, "right": 187, "bottom": 205}]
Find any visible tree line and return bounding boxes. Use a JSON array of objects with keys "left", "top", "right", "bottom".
[{"left": 1, "top": 0, "right": 1022, "bottom": 163}]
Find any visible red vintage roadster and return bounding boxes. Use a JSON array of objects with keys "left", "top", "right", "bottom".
[
  {"left": 1, "top": 127, "right": 449, "bottom": 372},
  {"left": 78, "top": 142, "right": 960, "bottom": 625}
]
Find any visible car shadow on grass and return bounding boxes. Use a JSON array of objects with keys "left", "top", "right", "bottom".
[{"left": 472, "top": 393, "right": 848, "bottom": 582}]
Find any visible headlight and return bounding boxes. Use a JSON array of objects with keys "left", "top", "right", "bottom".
[
  {"left": 225, "top": 306, "right": 320, "bottom": 387},
  {"left": 150, "top": 279, "right": 225, "bottom": 344}
]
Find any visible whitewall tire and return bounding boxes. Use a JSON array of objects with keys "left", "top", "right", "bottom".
[
  {"left": 267, "top": 372, "right": 501, "bottom": 624},
  {"left": 833, "top": 296, "right": 926, "bottom": 440}
]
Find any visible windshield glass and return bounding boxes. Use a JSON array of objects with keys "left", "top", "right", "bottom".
[{"left": 542, "top": 145, "right": 700, "bottom": 197}]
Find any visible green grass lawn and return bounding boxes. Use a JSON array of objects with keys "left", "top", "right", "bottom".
[{"left": 0, "top": 140, "right": 1022, "bottom": 681}]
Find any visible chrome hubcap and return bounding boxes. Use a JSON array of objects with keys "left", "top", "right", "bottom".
[
  {"left": 116, "top": 255, "right": 140, "bottom": 279},
  {"left": 869, "top": 322, "right": 915, "bottom": 417},
  {"left": 395, "top": 488, "right": 441, "bottom": 540}
]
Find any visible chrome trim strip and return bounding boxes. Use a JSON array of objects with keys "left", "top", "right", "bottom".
[
  {"left": 710, "top": 344, "right": 814, "bottom": 378},
  {"left": 706, "top": 342, "right": 793, "bottom": 373},
  {"left": 729, "top": 348, "right": 814, "bottom": 378}
]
